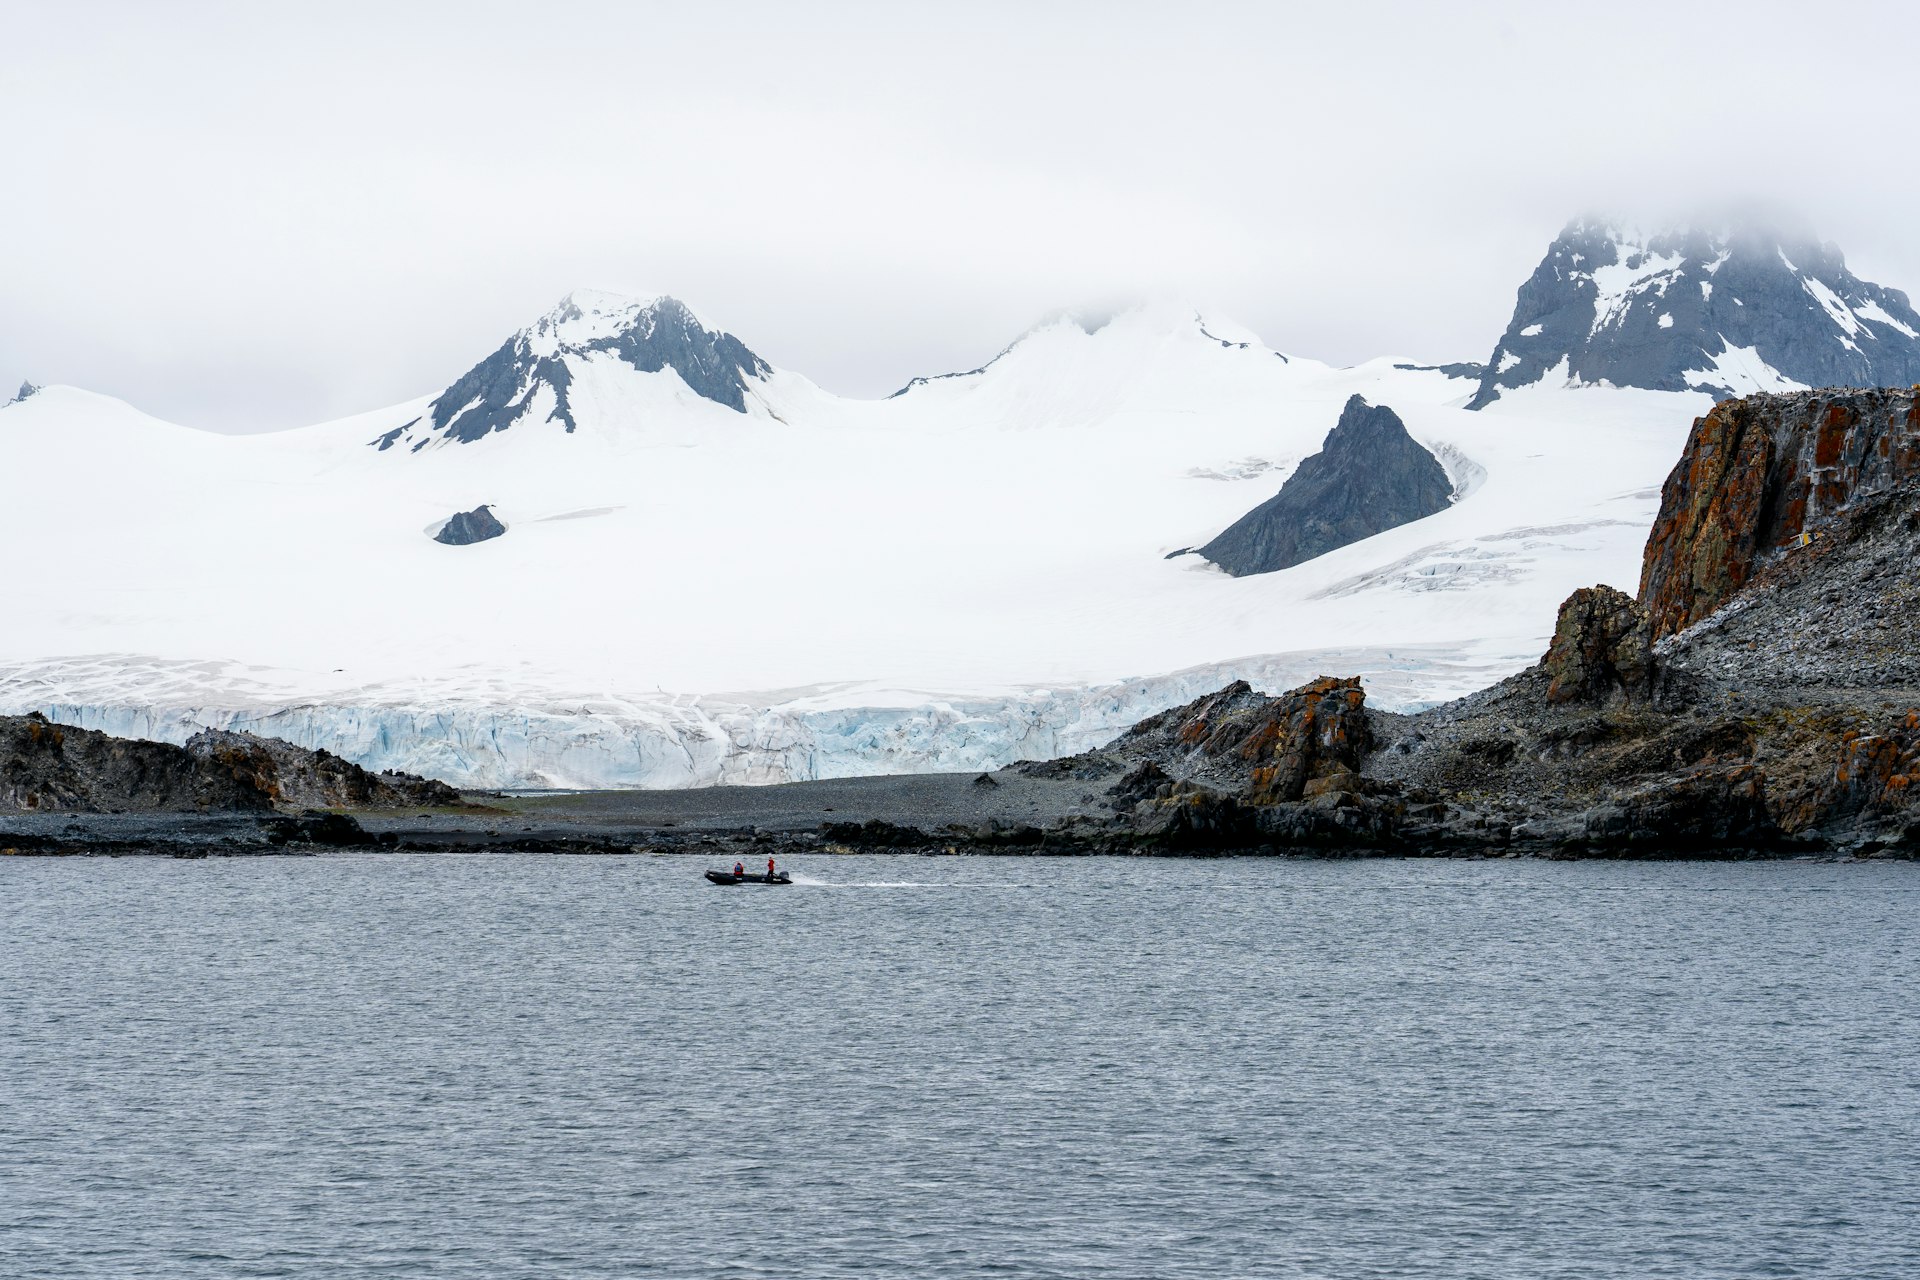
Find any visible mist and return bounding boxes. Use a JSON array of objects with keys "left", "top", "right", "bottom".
[{"left": 4, "top": 0, "right": 1916, "bottom": 432}]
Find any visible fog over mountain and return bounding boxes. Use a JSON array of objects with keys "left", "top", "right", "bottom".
[{"left": 3, "top": 0, "right": 1917, "bottom": 432}]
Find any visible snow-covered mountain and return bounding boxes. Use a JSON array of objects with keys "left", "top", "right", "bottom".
[
  {"left": 21, "top": 222, "right": 1912, "bottom": 788},
  {"left": 1470, "top": 220, "right": 1920, "bottom": 407},
  {"left": 371, "top": 291, "right": 786, "bottom": 452}
]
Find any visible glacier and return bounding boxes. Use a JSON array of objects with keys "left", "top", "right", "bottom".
[
  {"left": 0, "top": 291, "right": 1722, "bottom": 788},
  {"left": 0, "top": 645, "right": 1534, "bottom": 790}
]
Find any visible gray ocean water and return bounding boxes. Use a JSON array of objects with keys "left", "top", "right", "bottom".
[{"left": 3, "top": 854, "right": 1917, "bottom": 1279}]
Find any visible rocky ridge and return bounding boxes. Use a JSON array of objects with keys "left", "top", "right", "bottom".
[
  {"left": 1, "top": 713, "right": 461, "bottom": 815},
  {"left": 1470, "top": 221, "right": 1920, "bottom": 408}
]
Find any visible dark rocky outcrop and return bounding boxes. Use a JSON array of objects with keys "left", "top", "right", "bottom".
[
  {"left": 1086, "top": 676, "right": 1390, "bottom": 850},
  {"left": 1112, "top": 676, "right": 1372, "bottom": 802},
  {"left": 182, "top": 728, "right": 462, "bottom": 810},
  {"left": 434, "top": 504, "right": 507, "bottom": 545},
  {"left": 7, "top": 381, "right": 38, "bottom": 405},
  {"left": 1470, "top": 221, "right": 1920, "bottom": 408},
  {"left": 1199, "top": 396, "right": 1453, "bottom": 576},
  {"left": 1639, "top": 387, "right": 1920, "bottom": 638},
  {"left": 0, "top": 713, "right": 461, "bottom": 815},
  {"left": 2, "top": 713, "right": 271, "bottom": 813}
]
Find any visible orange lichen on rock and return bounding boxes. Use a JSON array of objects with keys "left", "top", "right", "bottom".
[
  {"left": 1639, "top": 388, "right": 1920, "bottom": 639},
  {"left": 1542, "top": 585, "right": 1654, "bottom": 705}
]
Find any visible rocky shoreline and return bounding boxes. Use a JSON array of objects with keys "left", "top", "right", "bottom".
[{"left": 6, "top": 388, "right": 1919, "bottom": 861}]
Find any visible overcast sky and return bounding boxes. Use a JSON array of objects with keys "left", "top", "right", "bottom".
[{"left": 5, "top": 0, "right": 1917, "bottom": 432}]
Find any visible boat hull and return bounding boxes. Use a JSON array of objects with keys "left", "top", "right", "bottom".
[{"left": 704, "top": 870, "right": 792, "bottom": 886}]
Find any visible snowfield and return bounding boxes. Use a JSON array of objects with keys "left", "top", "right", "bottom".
[{"left": 0, "top": 296, "right": 1714, "bottom": 787}]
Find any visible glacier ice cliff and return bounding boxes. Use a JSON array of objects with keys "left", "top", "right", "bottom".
[{"left": 0, "top": 647, "right": 1526, "bottom": 790}]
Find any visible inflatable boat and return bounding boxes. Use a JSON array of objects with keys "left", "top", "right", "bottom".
[{"left": 705, "top": 869, "right": 793, "bottom": 886}]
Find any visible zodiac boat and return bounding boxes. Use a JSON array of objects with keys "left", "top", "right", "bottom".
[{"left": 704, "top": 869, "right": 793, "bottom": 886}]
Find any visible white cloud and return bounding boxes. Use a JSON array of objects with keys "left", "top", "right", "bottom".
[{"left": 1, "top": 0, "right": 1916, "bottom": 431}]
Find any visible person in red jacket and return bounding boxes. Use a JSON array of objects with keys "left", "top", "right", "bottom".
[{"left": 767, "top": 855, "right": 778, "bottom": 879}]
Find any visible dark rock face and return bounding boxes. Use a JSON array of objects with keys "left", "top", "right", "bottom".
[
  {"left": 1573, "top": 765, "right": 1780, "bottom": 853},
  {"left": 1199, "top": 396, "right": 1453, "bottom": 576},
  {"left": 0, "top": 713, "right": 461, "bottom": 815},
  {"left": 373, "top": 294, "right": 773, "bottom": 450},
  {"left": 2, "top": 713, "right": 271, "bottom": 813},
  {"left": 7, "top": 381, "right": 37, "bottom": 405},
  {"left": 1542, "top": 586, "right": 1654, "bottom": 705},
  {"left": 434, "top": 504, "right": 507, "bottom": 546},
  {"left": 1470, "top": 221, "right": 1920, "bottom": 408},
  {"left": 183, "top": 728, "right": 462, "bottom": 811},
  {"left": 1639, "top": 388, "right": 1920, "bottom": 639}
]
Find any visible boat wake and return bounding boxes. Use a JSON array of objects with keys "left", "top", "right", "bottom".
[
  {"left": 789, "top": 874, "right": 939, "bottom": 888},
  {"left": 787, "top": 874, "right": 1033, "bottom": 889}
]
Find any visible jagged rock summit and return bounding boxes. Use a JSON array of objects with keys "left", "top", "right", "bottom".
[
  {"left": 6, "top": 381, "right": 38, "bottom": 405},
  {"left": 371, "top": 290, "right": 775, "bottom": 452},
  {"left": 1470, "top": 220, "right": 1920, "bottom": 408},
  {"left": 1199, "top": 395, "right": 1453, "bottom": 576}
]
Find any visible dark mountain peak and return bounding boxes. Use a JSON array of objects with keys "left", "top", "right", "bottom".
[
  {"left": 1198, "top": 397, "right": 1454, "bottom": 577},
  {"left": 370, "top": 291, "right": 775, "bottom": 452},
  {"left": 1469, "top": 220, "right": 1920, "bottom": 409},
  {"left": 7, "top": 381, "right": 38, "bottom": 405}
]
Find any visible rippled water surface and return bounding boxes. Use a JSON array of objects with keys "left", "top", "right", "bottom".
[{"left": 4, "top": 854, "right": 1918, "bottom": 1278}]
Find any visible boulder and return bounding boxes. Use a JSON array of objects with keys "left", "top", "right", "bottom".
[{"left": 1542, "top": 585, "right": 1655, "bottom": 705}]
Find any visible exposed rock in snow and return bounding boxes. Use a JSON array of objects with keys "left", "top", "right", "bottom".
[
  {"left": 433, "top": 504, "right": 506, "bottom": 545},
  {"left": 1199, "top": 396, "right": 1454, "bottom": 576},
  {"left": 1470, "top": 220, "right": 1920, "bottom": 407},
  {"left": 7, "top": 381, "right": 38, "bottom": 405},
  {"left": 371, "top": 291, "right": 775, "bottom": 452}
]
